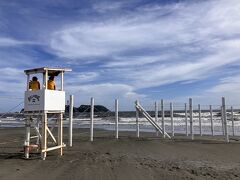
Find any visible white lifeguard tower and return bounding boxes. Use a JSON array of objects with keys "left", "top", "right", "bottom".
[{"left": 24, "top": 67, "right": 71, "bottom": 160}]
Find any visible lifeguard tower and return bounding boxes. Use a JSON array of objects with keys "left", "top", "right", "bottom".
[{"left": 24, "top": 67, "right": 71, "bottom": 160}]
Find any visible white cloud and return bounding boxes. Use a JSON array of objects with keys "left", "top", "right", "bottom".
[
  {"left": 208, "top": 75, "right": 240, "bottom": 93},
  {"left": 170, "top": 72, "right": 240, "bottom": 108},
  {"left": 0, "top": 37, "right": 23, "bottom": 46},
  {"left": 127, "top": 40, "right": 240, "bottom": 88},
  {"left": 102, "top": 54, "right": 177, "bottom": 67},
  {"left": 0, "top": 49, "right": 37, "bottom": 67},
  {"left": 0, "top": 80, "right": 24, "bottom": 93},
  {"left": 0, "top": 67, "right": 22, "bottom": 76},
  {"left": 65, "top": 83, "right": 147, "bottom": 110},
  {"left": 75, "top": 72, "right": 98, "bottom": 82},
  {"left": 66, "top": 72, "right": 99, "bottom": 84},
  {"left": 49, "top": 0, "right": 240, "bottom": 91},
  {"left": 92, "top": 1, "right": 130, "bottom": 13},
  {"left": 0, "top": 37, "right": 36, "bottom": 47},
  {"left": 1, "top": 0, "right": 240, "bottom": 110},
  {"left": 50, "top": 0, "right": 240, "bottom": 59},
  {"left": 0, "top": 67, "right": 25, "bottom": 93}
]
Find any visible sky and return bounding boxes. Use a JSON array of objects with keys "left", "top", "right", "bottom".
[{"left": 0, "top": 0, "right": 240, "bottom": 111}]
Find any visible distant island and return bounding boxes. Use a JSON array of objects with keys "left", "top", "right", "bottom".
[
  {"left": 65, "top": 105, "right": 110, "bottom": 113},
  {"left": 20, "top": 105, "right": 110, "bottom": 114}
]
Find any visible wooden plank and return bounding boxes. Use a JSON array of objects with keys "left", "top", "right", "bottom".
[
  {"left": 185, "top": 103, "right": 188, "bottom": 136},
  {"left": 155, "top": 101, "right": 158, "bottom": 136},
  {"left": 161, "top": 99, "right": 165, "bottom": 138},
  {"left": 189, "top": 98, "right": 194, "bottom": 140},
  {"left": 198, "top": 104, "right": 202, "bottom": 136},
  {"left": 170, "top": 102, "right": 174, "bottom": 137},
  {"left": 222, "top": 97, "right": 229, "bottom": 142},
  {"left": 69, "top": 95, "right": 74, "bottom": 146},
  {"left": 42, "top": 145, "right": 66, "bottom": 152},
  {"left": 46, "top": 126, "right": 57, "bottom": 144},
  {"left": 135, "top": 101, "right": 171, "bottom": 139},
  {"left": 90, "top": 98, "right": 94, "bottom": 142},
  {"left": 115, "top": 99, "right": 119, "bottom": 139},
  {"left": 136, "top": 100, "right": 140, "bottom": 138},
  {"left": 210, "top": 105, "right": 214, "bottom": 136},
  {"left": 58, "top": 113, "right": 63, "bottom": 156},
  {"left": 231, "top": 106, "right": 235, "bottom": 136},
  {"left": 41, "top": 113, "right": 47, "bottom": 160}
]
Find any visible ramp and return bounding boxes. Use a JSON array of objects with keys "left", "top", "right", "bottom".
[{"left": 135, "top": 101, "right": 171, "bottom": 139}]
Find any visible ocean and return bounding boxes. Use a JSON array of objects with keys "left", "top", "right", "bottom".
[{"left": 1, "top": 111, "right": 240, "bottom": 136}]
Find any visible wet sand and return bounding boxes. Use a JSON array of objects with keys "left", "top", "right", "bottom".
[{"left": 0, "top": 127, "right": 240, "bottom": 180}]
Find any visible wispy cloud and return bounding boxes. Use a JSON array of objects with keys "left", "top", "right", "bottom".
[
  {"left": 66, "top": 72, "right": 99, "bottom": 84},
  {"left": 66, "top": 83, "right": 147, "bottom": 110},
  {"left": 0, "top": 37, "right": 36, "bottom": 47},
  {"left": 50, "top": 0, "right": 240, "bottom": 91},
  {"left": 209, "top": 74, "right": 240, "bottom": 93},
  {"left": 175, "top": 73, "right": 240, "bottom": 107},
  {"left": 0, "top": 0, "right": 240, "bottom": 110},
  {"left": 92, "top": 1, "right": 131, "bottom": 13},
  {"left": 102, "top": 54, "right": 177, "bottom": 67},
  {"left": 0, "top": 67, "right": 22, "bottom": 77},
  {"left": 0, "top": 67, "right": 25, "bottom": 94}
]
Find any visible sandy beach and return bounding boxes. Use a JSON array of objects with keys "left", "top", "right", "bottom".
[{"left": 0, "top": 128, "right": 240, "bottom": 180}]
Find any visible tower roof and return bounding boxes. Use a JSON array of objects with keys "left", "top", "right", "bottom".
[{"left": 24, "top": 67, "right": 72, "bottom": 75}]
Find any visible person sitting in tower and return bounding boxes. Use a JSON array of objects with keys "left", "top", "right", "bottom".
[
  {"left": 47, "top": 76, "right": 56, "bottom": 90},
  {"left": 29, "top": 76, "right": 40, "bottom": 90}
]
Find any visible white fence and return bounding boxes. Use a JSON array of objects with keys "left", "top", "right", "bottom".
[
  {"left": 1, "top": 96, "right": 240, "bottom": 144},
  {"left": 65, "top": 96, "right": 240, "bottom": 144}
]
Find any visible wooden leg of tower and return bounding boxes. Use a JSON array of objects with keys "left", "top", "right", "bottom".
[
  {"left": 24, "top": 116, "right": 31, "bottom": 159},
  {"left": 36, "top": 119, "right": 40, "bottom": 146},
  {"left": 41, "top": 113, "right": 47, "bottom": 160},
  {"left": 58, "top": 113, "right": 63, "bottom": 156}
]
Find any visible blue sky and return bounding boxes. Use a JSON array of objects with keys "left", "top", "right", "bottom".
[{"left": 0, "top": 0, "right": 240, "bottom": 111}]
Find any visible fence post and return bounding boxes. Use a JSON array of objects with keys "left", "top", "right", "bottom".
[
  {"left": 189, "top": 98, "right": 194, "bottom": 140},
  {"left": 155, "top": 101, "right": 158, "bottom": 136},
  {"left": 115, "top": 99, "right": 119, "bottom": 139},
  {"left": 210, "top": 105, "right": 214, "bottom": 136},
  {"left": 24, "top": 118, "right": 31, "bottom": 159},
  {"left": 198, "top": 104, "right": 202, "bottom": 136},
  {"left": 185, "top": 103, "right": 188, "bottom": 136},
  {"left": 36, "top": 120, "right": 40, "bottom": 145},
  {"left": 222, "top": 97, "right": 229, "bottom": 142},
  {"left": 69, "top": 95, "right": 74, "bottom": 147},
  {"left": 221, "top": 106, "right": 225, "bottom": 135},
  {"left": 136, "top": 100, "right": 140, "bottom": 138},
  {"left": 90, "top": 97, "right": 94, "bottom": 142},
  {"left": 170, "top": 102, "right": 174, "bottom": 137},
  {"left": 161, "top": 99, "right": 165, "bottom": 138},
  {"left": 231, "top": 106, "right": 235, "bottom": 136}
]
